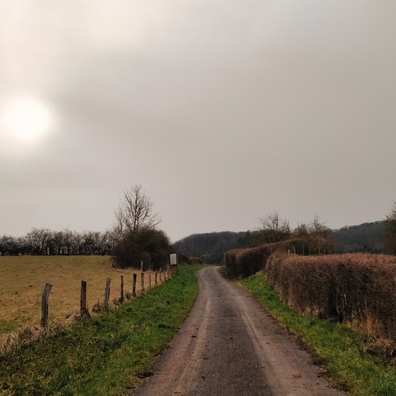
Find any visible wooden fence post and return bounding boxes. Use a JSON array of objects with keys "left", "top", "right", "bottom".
[
  {"left": 80, "top": 280, "right": 89, "bottom": 317},
  {"left": 141, "top": 272, "right": 145, "bottom": 292},
  {"left": 155, "top": 271, "right": 158, "bottom": 285},
  {"left": 120, "top": 275, "right": 124, "bottom": 302},
  {"left": 149, "top": 272, "right": 152, "bottom": 288},
  {"left": 41, "top": 283, "right": 52, "bottom": 328},
  {"left": 132, "top": 273, "right": 137, "bottom": 297},
  {"left": 104, "top": 277, "right": 111, "bottom": 309}
]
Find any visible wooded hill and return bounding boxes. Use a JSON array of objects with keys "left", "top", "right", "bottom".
[
  {"left": 334, "top": 221, "right": 385, "bottom": 254},
  {"left": 174, "top": 221, "right": 386, "bottom": 264},
  {"left": 173, "top": 231, "right": 253, "bottom": 264}
]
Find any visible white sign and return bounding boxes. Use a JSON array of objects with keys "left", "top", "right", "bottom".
[{"left": 170, "top": 253, "right": 177, "bottom": 266}]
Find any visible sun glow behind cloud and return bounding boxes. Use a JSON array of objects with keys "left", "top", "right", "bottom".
[{"left": 0, "top": 97, "right": 52, "bottom": 142}]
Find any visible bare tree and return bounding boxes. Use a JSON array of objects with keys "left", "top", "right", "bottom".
[
  {"left": 307, "top": 215, "right": 335, "bottom": 255},
  {"left": 253, "top": 211, "right": 291, "bottom": 245},
  {"left": 112, "top": 185, "right": 161, "bottom": 240},
  {"left": 25, "top": 228, "right": 52, "bottom": 255}
]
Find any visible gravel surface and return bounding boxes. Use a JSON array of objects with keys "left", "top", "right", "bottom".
[{"left": 130, "top": 267, "right": 346, "bottom": 396}]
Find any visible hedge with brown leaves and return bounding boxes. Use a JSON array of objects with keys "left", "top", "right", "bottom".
[
  {"left": 266, "top": 253, "right": 396, "bottom": 348},
  {"left": 223, "top": 239, "right": 306, "bottom": 278}
]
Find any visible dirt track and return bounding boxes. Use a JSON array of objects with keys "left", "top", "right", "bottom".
[{"left": 130, "top": 267, "right": 345, "bottom": 396}]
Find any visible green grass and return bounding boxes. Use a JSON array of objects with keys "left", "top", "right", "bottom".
[
  {"left": 238, "top": 273, "right": 396, "bottom": 396},
  {"left": 0, "top": 264, "right": 204, "bottom": 396}
]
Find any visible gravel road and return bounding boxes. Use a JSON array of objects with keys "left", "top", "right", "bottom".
[{"left": 130, "top": 267, "right": 346, "bottom": 396}]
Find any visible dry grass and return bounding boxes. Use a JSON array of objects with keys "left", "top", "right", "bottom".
[{"left": 0, "top": 255, "right": 166, "bottom": 339}]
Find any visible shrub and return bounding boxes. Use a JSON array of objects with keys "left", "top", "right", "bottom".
[
  {"left": 265, "top": 253, "right": 396, "bottom": 350},
  {"left": 112, "top": 228, "right": 172, "bottom": 270},
  {"left": 223, "top": 239, "right": 306, "bottom": 278}
]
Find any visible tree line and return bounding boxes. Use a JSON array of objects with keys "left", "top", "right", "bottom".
[
  {"left": 175, "top": 206, "right": 396, "bottom": 264},
  {"left": 0, "top": 185, "right": 172, "bottom": 267},
  {"left": 175, "top": 213, "right": 336, "bottom": 264},
  {"left": 173, "top": 231, "right": 252, "bottom": 264},
  {"left": 0, "top": 185, "right": 174, "bottom": 271},
  {"left": 3, "top": 186, "right": 396, "bottom": 268},
  {"left": 331, "top": 203, "right": 396, "bottom": 255},
  {"left": 333, "top": 221, "right": 385, "bottom": 254},
  {"left": 253, "top": 212, "right": 335, "bottom": 255},
  {"left": 0, "top": 228, "right": 113, "bottom": 256}
]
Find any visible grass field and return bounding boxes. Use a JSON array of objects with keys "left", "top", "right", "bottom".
[
  {"left": 0, "top": 264, "right": 202, "bottom": 396},
  {"left": 0, "top": 255, "right": 165, "bottom": 338}
]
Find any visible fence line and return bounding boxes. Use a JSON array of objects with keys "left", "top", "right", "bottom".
[{"left": 39, "top": 269, "right": 173, "bottom": 328}]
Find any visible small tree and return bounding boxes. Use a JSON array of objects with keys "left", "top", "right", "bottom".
[
  {"left": 111, "top": 185, "right": 161, "bottom": 240},
  {"left": 252, "top": 211, "right": 291, "bottom": 246},
  {"left": 307, "top": 215, "right": 335, "bottom": 255},
  {"left": 384, "top": 203, "right": 396, "bottom": 255},
  {"left": 111, "top": 185, "right": 170, "bottom": 269}
]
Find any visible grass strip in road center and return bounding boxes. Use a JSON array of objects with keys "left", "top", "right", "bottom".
[
  {"left": 0, "top": 264, "right": 204, "bottom": 396},
  {"left": 238, "top": 273, "right": 396, "bottom": 396}
]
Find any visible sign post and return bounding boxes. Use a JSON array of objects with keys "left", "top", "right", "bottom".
[
  {"left": 170, "top": 253, "right": 177, "bottom": 275},
  {"left": 170, "top": 253, "right": 177, "bottom": 266}
]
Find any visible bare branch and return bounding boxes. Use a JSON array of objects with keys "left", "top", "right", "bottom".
[{"left": 112, "top": 185, "right": 161, "bottom": 238}]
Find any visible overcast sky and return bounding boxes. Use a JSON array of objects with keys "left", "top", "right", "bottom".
[{"left": 1, "top": 1, "right": 395, "bottom": 242}]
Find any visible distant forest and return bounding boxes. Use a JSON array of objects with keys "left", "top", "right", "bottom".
[
  {"left": 0, "top": 221, "right": 387, "bottom": 262},
  {"left": 333, "top": 221, "right": 385, "bottom": 254},
  {"left": 174, "top": 221, "right": 387, "bottom": 264},
  {"left": 173, "top": 231, "right": 253, "bottom": 265}
]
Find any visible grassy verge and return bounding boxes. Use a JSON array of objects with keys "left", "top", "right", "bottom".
[
  {"left": 238, "top": 273, "right": 396, "bottom": 396},
  {"left": 0, "top": 264, "right": 204, "bottom": 396}
]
